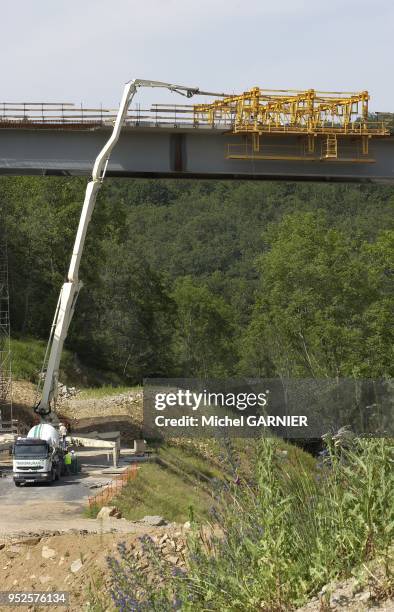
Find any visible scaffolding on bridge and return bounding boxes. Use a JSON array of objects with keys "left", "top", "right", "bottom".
[
  {"left": 0, "top": 231, "right": 13, "bottom": 432},
  {"left": 193, "top": 88, "right": 391, "bottom": 161}
]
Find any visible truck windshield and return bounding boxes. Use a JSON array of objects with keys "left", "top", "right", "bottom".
[{"left": 14, "top": 444, "right": 48, "bottom": 458}]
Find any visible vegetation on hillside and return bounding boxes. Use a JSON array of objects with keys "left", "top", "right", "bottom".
[
  {"left": 106, "top": 437, "right": 394, "bottom": 611},
  {"left": 2, "top": 177, "right": 393, "bottom": 610},
  {"left": 1, "top": 177, "right": 393, "bottom": 382},
  {"left": 104, "top": 462, "right": 213, "bottom": 523}
]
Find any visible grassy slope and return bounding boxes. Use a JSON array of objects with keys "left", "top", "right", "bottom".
[
  {"left": 114, "top": 462, "right": 214, "bottom": 523},
  {"left": 11, "top": 337, "right": 75, "bottom": 382},
  {"left": 77, "top": 385, "right": 141, "bottom": 399},
  {"left": 11, "top": 336, "right": 126, "bottom": 387},
  {"left": 99, "top": 439, "right": 317, "bottom": 524}
]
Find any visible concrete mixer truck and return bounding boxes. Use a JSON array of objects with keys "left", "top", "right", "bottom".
[
  {"left": 12, "top": 424, "right": 64, "bottom": 486},
  {"left": 19, "top": 81, "right": 225, "bottom": 484}
]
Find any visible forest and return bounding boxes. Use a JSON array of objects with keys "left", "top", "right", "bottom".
[{"left": 0, "top": 176, "right": 393, "bottom": 383}]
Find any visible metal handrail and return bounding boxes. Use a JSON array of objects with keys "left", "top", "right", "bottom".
[{"left": 0, "top": 102, "right": 391, "bottom": 134}]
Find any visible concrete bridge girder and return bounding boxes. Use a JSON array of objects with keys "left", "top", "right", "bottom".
[{"left": 0, "top": 126, "right": 393, "bottom": 183}]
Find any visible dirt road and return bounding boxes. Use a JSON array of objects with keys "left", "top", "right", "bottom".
[
  {"left": 0, "top": 448, "right": 141, "bottom": 538},
  {"left": 0, "top": 382, "right": 146, "bottom": 535}
]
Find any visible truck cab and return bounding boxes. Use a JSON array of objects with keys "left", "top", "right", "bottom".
[{"left": 13, "top": 430, "right": 63, "bottom": 486}]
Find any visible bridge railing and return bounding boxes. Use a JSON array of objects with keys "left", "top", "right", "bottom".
[
  {"left": 0, "top": 102, "right": 233, "bottom": 130},
  {"left": 0, "top": 103, "right": 391, "bottom": 134},
  {"left": 0, "top": 102, "right": 113, "bottom": 127}
]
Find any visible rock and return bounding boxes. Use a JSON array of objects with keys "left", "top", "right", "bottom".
[
  {"left": 6, "top": 545, "right": 23, "bottom": 558},
  {"left": 97, "top": 506, "right": 118, "bottom": 519},
  {"left": 168, "top": 555, "right": 179, "bottom": 565},
  {"left": 357, "top": 591, "right": 371, "bottom": 602},
  {"left": 58, "top": 382, "right": 78, "bottom": 399},
  {"left": 183, "top": 521, "right": 191, "bottom": 530},
  {"left": 0, "top": 543, "right": 4, "bottom": 550},
  {"left": 70, "top": 558, "right": 83, "bottom": 573},
  {"left": 41, "top": 545, "right": 57, "bottom": 560},
  {"left": 14, "top": 537, "right": 41, "bottom": 546},
  {"left": 88, "top": 481, "right": 110, "bottom": 490},
  {"left": 138, "top": 560, "right": 149, "bottom": 570},
  {"left": 141, "top": 515, "right": 166, "bottom": 526}
]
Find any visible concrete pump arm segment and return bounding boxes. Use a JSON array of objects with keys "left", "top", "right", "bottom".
[{"left": 34, "top": 79, "right": 228, "bottom": 420}]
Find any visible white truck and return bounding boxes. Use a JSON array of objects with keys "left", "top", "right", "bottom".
[{"left": 12, "top": 424, "right": 64, "bottom": 486}]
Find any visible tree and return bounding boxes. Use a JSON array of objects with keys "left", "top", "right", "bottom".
[
  {"left": 72, "top": 243, "right": 176, "bottom": 382},
  {"left": 172, "top": 277, "right": 235, "bottom": 378},
  {"left": 242, "top": 211, "right": 393, "bottom": 379}
]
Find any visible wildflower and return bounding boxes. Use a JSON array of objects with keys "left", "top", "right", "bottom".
[{"left": 172, "top": 597, "right": 183, "bottom": 609}]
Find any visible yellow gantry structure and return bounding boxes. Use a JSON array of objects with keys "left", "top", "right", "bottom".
[{"left": 193, "top": 88, "right": 390, "bottom": 161}]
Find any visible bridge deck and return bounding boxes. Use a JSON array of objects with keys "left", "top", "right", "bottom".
[{"left": 0, "top": 119, "right": 393, "bottom": 182}]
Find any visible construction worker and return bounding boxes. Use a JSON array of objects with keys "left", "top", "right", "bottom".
[
  {"left": 59, "top": 422, "right": 67, "bottom": 451},
  {"left": 64, "top": 449, "right": 72, "bottom": 475},
  {"left": 70, "top": 449, "right": 78, "bottom": 474}
]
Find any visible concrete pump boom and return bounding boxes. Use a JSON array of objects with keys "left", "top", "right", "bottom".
[{"left": 34, "top": 79, "right": 228, "bottom": 421}]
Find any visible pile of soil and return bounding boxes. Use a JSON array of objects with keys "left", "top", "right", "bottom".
[
  {"left": 4, "top": 381, "right": 38, "bottom": 434},
  {"left": 8, "top": 382, "right": 144, "bottom": 444},
  {"left": 60, "top": 391, "right": 144, "bottom": 445}
]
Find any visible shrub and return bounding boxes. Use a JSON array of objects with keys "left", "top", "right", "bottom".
[{"left": 106, "top": 437, "right": 393, "bottom": 611}]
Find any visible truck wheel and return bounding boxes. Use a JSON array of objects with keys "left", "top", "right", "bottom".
[{"left": 14, "top": 481, "right": 21, "bottom": 487}]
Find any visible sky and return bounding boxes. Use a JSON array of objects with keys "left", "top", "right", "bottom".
[{"left": 1, "top": 0, "right": 393, "bottom": 112}]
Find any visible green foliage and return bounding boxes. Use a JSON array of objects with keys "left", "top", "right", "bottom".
[
  {"left": 11, "top": 336, "right": 76, "bottom": 383},
  {"left": 84, "top": 502, "right": 101, "bottom": 519},
  {"left": 108, "top": 462, "right": 213, "bottom": 523},
  {"left": 158, "top": 444, "right": 224, "bottom": 480},
  {"left": 1, "top": 177, "right": 393, "bottom": 381},
  {"left": 172, "top": 277, "right": 236, "bottom": 377},
  {"left": 10, "top": 336, "right": 127, "bottom": 388},
  {"left": 242, "top": 211, "right": 394, "bottom": 378},
  {"left": 77, "top": 385, "right": 140, "bottom": 400},
  {"left": 73, "top": 244, "right": 176, "bottom": 381},
  {"left": 112, "top": 438, "right": 393, "bottom": 611}
]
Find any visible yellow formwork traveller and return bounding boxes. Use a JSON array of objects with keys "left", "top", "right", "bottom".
[{"left": 193, "top": 88, "right": 390, "bottom": 161}]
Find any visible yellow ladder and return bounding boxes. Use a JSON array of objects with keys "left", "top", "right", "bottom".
[{"left": 324, "top": 134, "right": 338, "bottom": 159}]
